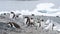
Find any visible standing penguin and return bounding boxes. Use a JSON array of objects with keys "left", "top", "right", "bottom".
[
  {"left": 30, "top": 18, "right": 35, "bottom": 26},
  {"left": 24, "top": 17, "right": 28, "bottom": 25},
  {"left": 24, "top": 16, "right": 30, "bottom": 25},
  {"left": 10, "top": 12, "right": 15, "bottom": 19},
  {"left": 40, "top": 19, "right": 45, "bottom": 29}
]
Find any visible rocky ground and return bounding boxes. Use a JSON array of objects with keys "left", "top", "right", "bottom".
[
  {"left": 0, "top": 15, "right": 60, "bottom": 34},
  {"left": 0, "top": 26, "right": 59, "bottom": 34}
]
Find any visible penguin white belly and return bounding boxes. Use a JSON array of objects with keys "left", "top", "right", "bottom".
[
  {"left": 24, "top": 18, "right": 27, "bottom": 24},
  {"left": 41, "top": 22, "right": 45, "bottom": 27},
  {"left": 8, "top": 24, "right": 11, "bottom": 27},
  {"left": 12, "top": 24, "right": 16, "bottom": 28},
  {"left": 30, "top": 19, "right": 34, "bottom": 24}
]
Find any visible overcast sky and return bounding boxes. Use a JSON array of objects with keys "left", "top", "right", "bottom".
[{"left": 0, "top": 0, "right": 60, "bottom": 11}]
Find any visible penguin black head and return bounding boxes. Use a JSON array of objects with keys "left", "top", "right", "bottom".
[
  {"left": 11, "top": 12, "right": 14, "bottom": 14},
  {"left": 41, "top": 19, "right": 44, "bottom": 22},
  {"left": 31, "top": 18, "right": 33, "bottom": 19},
  {"left": 4, "top": 13, "right": 6, "bottom": 15},
  {"left": 24, "top": 16, "right": 29, "bottom": 18}
]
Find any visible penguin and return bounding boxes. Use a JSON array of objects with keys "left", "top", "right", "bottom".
[
  {"left": 10, "top": 12, "right": 15, "bottom": 19},
  {"left": 7, "top": 22, "right": 20, "bottom": 29}
]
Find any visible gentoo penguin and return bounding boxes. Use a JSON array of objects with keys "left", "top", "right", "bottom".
[
  {"left": 24, "top": 17, "right": 28, "bottom": 25},
  {"left": 24, "top": 16, "right": 34, "bottom": 27},
  {"left": 7, "top": 22, "right": 20, "bottom": 29},
  {"left": 30, "top": 18, "right": 35, "bottom": 26},
  {"left": 24, "top": 16, "right": 30, "bottom": 25},
  {"left": 7, "top": 22, "right": 13, "bottom": 27},
  {"left": 26, "top": 18, "right": 35, "bottom": 27},
  {"left": 40, "top": 19, "right": 45, "bottom": 29},
  {"left": 10, "top": 12, "right": 15, "bottom": 19}
]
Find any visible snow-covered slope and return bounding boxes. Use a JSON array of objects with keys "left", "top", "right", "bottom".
[{"left": 0, "top": 10, "right": 60, "bottom": 17}]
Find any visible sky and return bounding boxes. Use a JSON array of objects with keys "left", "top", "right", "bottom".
[
  {"left": 0, "top": 0, "right": 60, "bottom": 16},
  {"left": 0, "top": 0, "right": 60, "bottom": 11}
]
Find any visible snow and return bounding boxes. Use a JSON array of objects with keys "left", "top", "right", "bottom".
[
  {"left": 43, "top": 19, "right": 60, "bottom": 32},
  {"left": 53, "top": 25, "right": 60, "bottom": 31}
]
